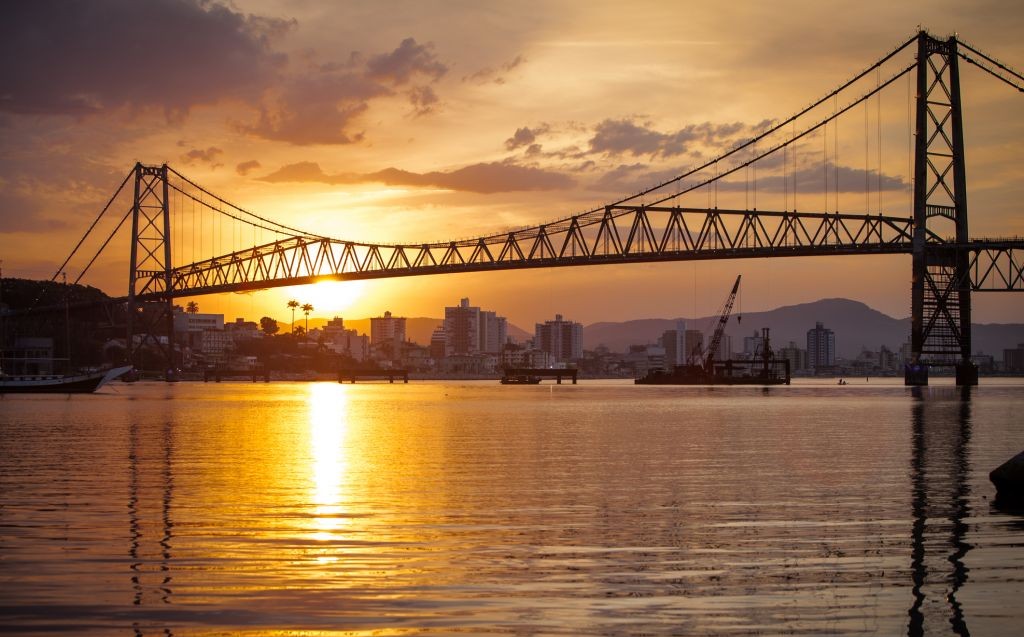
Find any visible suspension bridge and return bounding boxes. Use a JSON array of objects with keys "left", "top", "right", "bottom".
[{"left": 22, "top": 31, "right": 1024, "bottom": 384}]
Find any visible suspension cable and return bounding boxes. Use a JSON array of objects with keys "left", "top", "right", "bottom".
[
  {"left": 957, "top": 39, "right": 1024, "bottom": 84},
  {"left": 49, "top": 169, "right": 132, "bottom": 282},
  {"left": 73, "top": 206, "right": 134, "bottom": 285},
  {"left": 167, "top": 167, "right": 327, "bottom": 239},
  {"left": 166, "top": 182, "right": 315, "bottom": 242},
  {"left": 958, "top": 51, "right": 1024, "bottom": 93},
  {"left": 641, "top": 63, "right": 915, "bottom": 210},
  {"left": 593, "top": 34, "right": 918, "bottom": 211}
]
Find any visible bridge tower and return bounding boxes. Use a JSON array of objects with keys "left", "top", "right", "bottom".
[
  {"left": 126, "top": 163, "right": 176, "bottom": 373},
  {"left": 908, "top": 32, "right": 977, "bottom": 386}
]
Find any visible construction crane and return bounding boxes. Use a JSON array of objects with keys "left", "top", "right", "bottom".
[{"left": 704, "top": 275, "right": 741, "bottom": 372}]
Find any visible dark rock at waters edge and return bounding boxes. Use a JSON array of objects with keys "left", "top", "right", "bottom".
[{"left": 991, "top": 451, "right": 1024, "bottom": 504}]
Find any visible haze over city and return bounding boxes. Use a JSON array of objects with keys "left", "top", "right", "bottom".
[{"left": 2, "top": 0, "right": 1023, "bottom": 329}]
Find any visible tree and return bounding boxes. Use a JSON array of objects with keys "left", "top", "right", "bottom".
[
  {"left": 301, "top": 303, "right": 313, "bottom": 338},
  {"left": 259, "top": 316, "right": 279, "bottom": 335},
  {"left": 287, "top": 299, "right": 299, "bottom": 333},
  {"left": 186, "top": 301, "right": 199, "bottom": 314}
]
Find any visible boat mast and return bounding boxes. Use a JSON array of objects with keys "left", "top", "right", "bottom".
[{"left": 62, "top": 271, "right": 71, "bottom": 374}]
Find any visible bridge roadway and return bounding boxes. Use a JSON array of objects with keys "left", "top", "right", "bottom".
[{"left": 133, "top": 206, "right": 925, "bottom": 300}]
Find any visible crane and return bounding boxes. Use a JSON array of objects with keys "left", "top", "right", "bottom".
[{"left": 704, "top": 275, "right": 741, "bottom": 372}]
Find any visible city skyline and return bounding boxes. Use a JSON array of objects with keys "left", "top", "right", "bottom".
[{"left": 2, "top": 2, "right": 1023, "bottom": 331}]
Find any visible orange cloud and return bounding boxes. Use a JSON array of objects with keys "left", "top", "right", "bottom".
[{"left": 260, "top": 160, "right": 574, "bottom": 194}]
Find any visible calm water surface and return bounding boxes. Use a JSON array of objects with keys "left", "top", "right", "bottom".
[{"left": 1, "top": 379, "right": 1023, "bottom": 635}]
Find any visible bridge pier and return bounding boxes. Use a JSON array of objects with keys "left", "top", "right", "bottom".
[
  {"left": 956, "top": 361, "right": 979, "bottom": 386},
  {"left": 904, "top": 363, "right": 928, "bottom": 386}
]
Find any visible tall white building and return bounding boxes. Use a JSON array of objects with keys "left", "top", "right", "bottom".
[
  {"left": 442, "top": 298, "right": 508, "bottom": 357},
  {"left": 479, "top": 310, "right": 507, "bottom": 354},
  {"left": 535, "top": 314, "right": 583, "bottom": 364},
  {"left": 370, "top": 310, "right": 406, "bottom": 346},
  {"left": 807, "top": 321, "right": 836, "bottom": 370},
  {"left": 661, "top": 320, "right": 687, "bottom": 366}
]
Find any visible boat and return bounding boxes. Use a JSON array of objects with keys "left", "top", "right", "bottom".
[
  {"left": 634, "top": 275, "right": 791, "bottom": 386},
  {"left": 635, "top": 358, "right": 790, "bottom": 386},
  {"left": 0, "top": 366, "right": 133, "bottom": 394},
  {"left": 500, "top": 374, "right": 542, "bottom": 385}
]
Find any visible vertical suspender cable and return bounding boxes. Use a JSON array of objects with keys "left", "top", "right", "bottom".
[
  {"left": 834, "top": 94, "right": 840, "bottom": 212},
  {"left": 865, "top": 97, "right": 870, "bottom": 213},
  {"left": 877, "top": 68, "right": 883, "bottom": 215}
]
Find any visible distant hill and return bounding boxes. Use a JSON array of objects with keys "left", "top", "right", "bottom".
[
  {"left": 1, "top": 277, "right": 110, "bottom": 310},
  {"left": 583, "top": 298, "right": 1024, "bottom": 359}
]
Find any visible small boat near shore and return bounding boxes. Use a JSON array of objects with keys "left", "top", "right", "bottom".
[{"left": 0, "top": 366, "right": 133, "bottom": 394}]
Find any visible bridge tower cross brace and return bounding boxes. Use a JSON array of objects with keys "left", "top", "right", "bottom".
[
  {"left": 126, "top": 163, "right": 176, "bottom": 372},
  {"left": 908, "top": 32, "right": 977, "bottom": 386}
]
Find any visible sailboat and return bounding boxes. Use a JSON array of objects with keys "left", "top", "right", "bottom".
[
  {"left": 0, "top": 365, "right": 133, "bottom": 393},
  {"left": 0, "top": 269, "right": 132, "bottom": 393}
]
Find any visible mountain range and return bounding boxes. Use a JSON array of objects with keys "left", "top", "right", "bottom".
[{"left": 583, "top": 298, "right": 1024, "bottom": 359}]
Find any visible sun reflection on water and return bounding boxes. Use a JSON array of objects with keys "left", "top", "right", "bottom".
[{"left": 308, "top": 383, "right": 350, "bottom": 548}]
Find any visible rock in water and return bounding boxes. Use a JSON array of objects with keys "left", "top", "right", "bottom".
[{"left": 991, "top": 451, "right": 1024, "bottom": 499}]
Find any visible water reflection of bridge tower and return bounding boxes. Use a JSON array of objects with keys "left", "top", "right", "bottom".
[
  {"left": 128, "top": 421, "right": 175, "bottom": 610},
  {"left": 907, "top": 387, "right": 972, "bottom": 636}
]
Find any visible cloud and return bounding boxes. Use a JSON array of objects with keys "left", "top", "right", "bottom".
[
  {"left": 589, "top": 118, "right": 751, "bottom": 158},
  {"left": 241, "top": 72, "right": 384, "bottom": 145},
  {"left": 180, "top": 147, "right": 223, "bottom": 168},
  {"left": 366, "top": 38, "right": 448, "bottom": 84},
  {"left": 260, "top": 160, "right": 574, "bottom": 194},
  {"left": 408, "top": 85, "right": 440, "bottom": 116},
  {"left": 464, "top": 55, "right": 527, "bottom": 85},
  {"left": 505, "top": 124, "right": 550, "bottom": 151},
  {"left": 0, "top": 0, "right": 291, "bottom": 118},
  {"left": 241, "top": 37, "right": 448, "bottom": 145},
  {"left": 715, "top": 162, "right": 907, "bottom": 194},
  {"left": 594, "top": 161, "right": 907, "bottom": 196},
  {"left": 236, "top": 160, "right": 262, "bottom": 176},
  {"left": 0, "top": 188, "right": 66, "bottom": 232}
]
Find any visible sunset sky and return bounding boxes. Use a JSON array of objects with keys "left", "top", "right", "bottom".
[{"left": 2, "top": 0, "right": 1022, "bottom": 330}]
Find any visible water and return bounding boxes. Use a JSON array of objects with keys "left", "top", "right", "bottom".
[{"left": 2, "top": 379, "right": 1023, "bottom": 635}]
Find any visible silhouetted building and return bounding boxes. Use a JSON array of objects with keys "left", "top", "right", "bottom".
[
  {"left": 1004, "top": 343, "right": 1024, "bottom": 373},
  {"left": 323, "top": 317, "right": 368, "bottom": 361},
  {"left": 479, "top": 310, "right": 507, "bottom": 354},
  {"left": 661, "top": 321, "right": 686, "bottom": 366},
  {"left": 445, "top": 298, "right": 480, "bottom": 356},
  {"left": 535, "top": 314, "right": 583, "bottom": 364},
  {"left": 779, "top": 341, "right": 808, "bottom": 372},
  {"left": 743, "top": 330, "right": 764, "bottom": 357},
  {"left": 807, "top": 321, "right": 836, "bottom": 371},
  {"left": 429, "top": 327, "right": 447, "bottom": 360}
]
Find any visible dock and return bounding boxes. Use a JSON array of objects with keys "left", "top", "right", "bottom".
[
  {"left": 338, "top": 368, "right": 409, "bottom": 383},
  {"left": 501, "top": 368, "right": 578, "bottom": 384}
]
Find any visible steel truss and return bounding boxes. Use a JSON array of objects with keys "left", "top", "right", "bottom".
[
  {"left": 967, "top": 242, "right": 1024, "bottom": 291},
  {"left": 132, "top": 206, "right": 916, "bottom": 298},
  {"left": 910, "top": 33, "right": 975, "bottom": 382},
  {"left": 126, "top": 164, "right": 175, "bottom": 369}
]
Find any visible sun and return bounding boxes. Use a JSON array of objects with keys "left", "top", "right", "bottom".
[{"left": 295, "top": 280, "right": 367, "bottom": 316}]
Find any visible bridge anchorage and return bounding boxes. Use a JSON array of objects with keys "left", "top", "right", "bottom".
[{"left": 46, "top": 31, "right": 1022, "bottom": 384}]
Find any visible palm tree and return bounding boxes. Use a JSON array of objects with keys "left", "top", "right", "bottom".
[
  {"left": 186, "top": 301, "right": 199, "bottom": 314},
  {"left": 287, "top": 299, "right": 299, "bottom": 335},
  {"left": 301, "top": 303, "right": 313, "bottom": 338}
]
